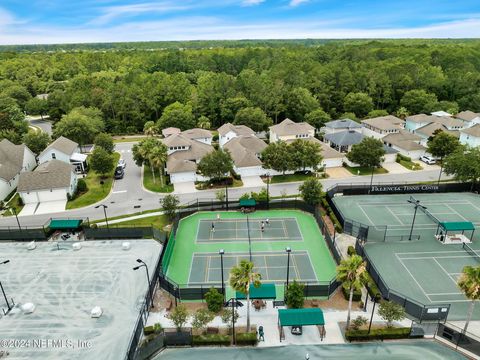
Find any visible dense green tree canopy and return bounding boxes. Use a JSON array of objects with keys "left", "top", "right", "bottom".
[
  {"left": 343, "top": 92, "right": 374, "bottom": 118},
  {"left": 233, "top": 107, "right": 271, "bottom": 132},
  {"left": 22, "top": 131, "right": 50, "bottom": 154},
  {"left": 197, "top": 149, "right": 234, "bottom": 180},
  {"left": 53, "top": 106, "right": 104, "bottom": 145},
  {"left": 157, "top": 102, "right": 196, "bottom": 131}
]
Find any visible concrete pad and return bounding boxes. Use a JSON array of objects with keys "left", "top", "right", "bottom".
[
  {"left": 19, "top": 203, "right": 38, "bottom": 216},
  {"left": 242, "top": 176, "right": 265, "bottom": 187},
  {"left": 414, "top": 160, "right": 440, "bottom": 171},
  {"left": 34, "top": 200, "right": 67, "bottom": 215},
  {"left": 325, "top": 167, "right": 351, "bottom": 179},
  {"left": 382, "top": 162, "right": 411, "bottom": 174},
  {"left": 173, "top": 181, "right": 196, "bottom": 194}
]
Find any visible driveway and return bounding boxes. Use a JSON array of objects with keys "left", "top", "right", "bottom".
[
  {"left": 174, "top": 182, "right": 197, "bottom": 194},
  {"left": 19, "top": 203, "right": 38, "bottom": 216},
  {"left": 35, "top": 200, "right": 67, "bottom": 215},
  {"left": 325, "top": 167, "right": 352, "bottom": 179},
  {"left": 241, "top": 176, "right": 265, "bottom": 187},
  {"left": 382, "top": 162, "right": 411, "bottom": 174}
]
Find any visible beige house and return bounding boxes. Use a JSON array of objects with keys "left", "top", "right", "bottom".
[
  {"left": 285, "top": 137, "right": 345, "bottom": 169},
  {"left": 269, "top": 118, "right": 315, "bottom": 143},
  {"left": 361, "top": 115, "right": 404, "bottom": 139},
  {"left": 161, "top": 127, "right": 181, "bottom": 138},
  {"left": 414, "top": 123, "right": 459, "bottom": 146},
  {"left": 223, "top": 135, "right": 268, "bottom": 176},
  {"left": 455, "top": 110, "right": 480, "bottom": 128},
  {"left": 382, "top": 130, "right": 426, "bottom": 159},
  {"left": 460, "top": 124, "right": 480, "bottom": 148},
  {"left": 218, "top": 123, "right": 255, "bottom": 147},
  {"left": 181, "top": 128, "right": 213, "bottom": 145}
]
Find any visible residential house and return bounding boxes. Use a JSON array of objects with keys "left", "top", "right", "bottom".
[
  {"left": 460, "top": 124, "right": 480, "bottom": 148},
  {"left": 38, "top": 136, "right": 87, "bottom": 174},
  {"left": 161, "top": 127, "right": 181, "bottom": 138},
  {"left": 455, "top": 111, "right": 480, "bottom": 128},
  {"left": 324, "top": 130, "right": 364, "bottom": 153},
  {"left": 286, "top": 137, "right": 345, "bottom": 169},
  {"left": 0, "top": 139, "right": 37, "bottom": 201},
  {"left": 269, "top": 118, "right": 315, "bottom": 143},
  {"left": 223, "top": 135, "right": 268, "bottom": 177},
  {"left": 181, "top": 128, "right": 213, "bottom": 145},
  {"left": 414, "top": 123, "right": 459, "bottom": 146},
  {"left": 361, "top": 115, "right": 404, "bottom": 139},
  {"left": 405, "top": 114, "right": 463, "bottom": 133},
  {"left": 322, "top": 119, "right": 361, "bottom": 135},
  {"left": 382, "top": 130, "right": 426, "bottom": 159},
  {"left": 431, "top": 111, "right": 452, "bottom": 117},
  {"left": 218, "top": 123, "right": 255, "bottom": 148},
  {"left": 162, "top": 133, "right": 213, "bottom": 184},
  {"left": 17, "top": 160, "right": 77, "bottom": 214}
]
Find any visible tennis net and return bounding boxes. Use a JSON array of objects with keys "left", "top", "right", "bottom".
[
  {"left": 410, "top": 195, "right": 439, "bottom": 224},
  {"left": 246, "top": 215, "right": 252, "bottom": 262},
  {"left": 463, "top": 243, "right": 480, "bottom": 264}
]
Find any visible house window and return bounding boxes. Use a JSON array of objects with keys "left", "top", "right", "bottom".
[{"left": 52, "top": 153, "right": 56, "bottom": 159}]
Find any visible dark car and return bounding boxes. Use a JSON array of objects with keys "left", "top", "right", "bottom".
[{"left": 114, "top": 166, "right": 125, "bottom": 179}]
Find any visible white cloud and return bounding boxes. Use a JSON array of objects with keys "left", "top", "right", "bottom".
[
  {"left": 289, "top": 0, "right": 309, "bottom": 7},
  {"left": 242, "top": 0, "right": 265, "bottom": 6}
]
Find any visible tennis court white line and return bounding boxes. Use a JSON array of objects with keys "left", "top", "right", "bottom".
[
  {"left": 358, "top": 204, "right": 375, "bottom": 225},
  {"left": 426, "top": 292, "right": 463, "bottom": 296},
  {"left": 395, "top": 254, "right": 432, "bottom": 302},
  {"left": 386, "top": 206, "right": 405, "bottom": 225},
  {"left": 432, "top": 257, "right": 459, "bottom": 286},
  {"left": 445, "top": 203, "right": 469, "bottom": 222},
  {"left": 395, "top": 250, "right": 468, "bottom": 255},
  {"left": 398, "top": 255, "right": 474, "bottom": 260}
]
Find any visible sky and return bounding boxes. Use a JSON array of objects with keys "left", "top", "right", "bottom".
[{"left": 0, "top": 0, "right": 480, "bottom": 45}]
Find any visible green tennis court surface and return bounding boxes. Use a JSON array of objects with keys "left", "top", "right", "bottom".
[
  {"left": 333, "top": 192, "right": 480, "bottom": 320},
  {"left": 196, "top": 217, "right": 302, "bottom": 242},
  {"left": 188, "top": 251, "right": 317, "bottom": 284},
  {"left": 166, "top": 210, "right": 337, "bottom": 299}
]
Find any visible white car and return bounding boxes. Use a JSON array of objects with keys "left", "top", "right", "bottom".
[
  {"left": 117, "top": 159, "right": 126, "bottom": 169},
  {"left": 420, "top": 155, "right": 436, "bottom": 165}
]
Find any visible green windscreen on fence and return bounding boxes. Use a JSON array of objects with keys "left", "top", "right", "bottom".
[
  {"left": 48, "top": 219, "right": 83, "bottom": 230},
  {"left": 162, "top": 230, "right": 175, "bottom": 272}
]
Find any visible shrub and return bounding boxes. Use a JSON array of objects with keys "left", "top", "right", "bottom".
[
  {"left": 77, "top": 179, "right": 87, "bottom": 193},
  {"left": 236, "top": 332, "right": 258, "bottom": 346},
  {"left": 17, "top": 196, "right": 24, "bottom": 206},
  {"left": 285, "top": 280, "right": 305, "bottom": 309},
  {"left": 345, "top": 327, "right": 411, "bottom": 341},
  {"left": 143, "top": 325, "right": 155, "bottom": 335},
  {"left": 191, "top": 309, "right": 215, "bottom": 334},
  {"left": 342, "top": 284, "right": 362, "bottom": 302},
  {"left": 231, "top": 170, "right": 241, "bottom": 180},
  {"left": 350, "top": 316, "right": 368, "bottom": 330},
  {"left": 212, "top": 134, "right": 219, "bottom": 142},
  {"left": 378, "top": 301, "right": 406, "bottom": 327},
  {"left": 347, "top": 246, "right": 356, "bottom": 256},
  {"left": 192, "top": 334, "right": 230, "bottom": 346},
  {"left": 167, "top": 304, "right": 189, "bottom": 331},
  {"left": 205, "top": 288, "right": 224, "bottom": 313},
  {"left": 366, "top": 274, "right": 382, "bottom": 302}
]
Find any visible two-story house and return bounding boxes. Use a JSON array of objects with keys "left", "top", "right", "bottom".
[
  {"left": 218, "top": 123, "right": 255, "bottom": 148},
  {"left": 181, "top": 128, "right": 213, "bottom": 145},
  {"left": 455, "top": 111, "right": 480, "bottom": 128},
  {"left": 361, "top": 115, "right": 404, "bottom": 139},
  {"left": 460, "top": 124, "right": 480, "bottom": 148},
  {"left": 0, "top": 139, "right": 37, "bottom": 201},
  {"left": 223, "top": 135, "right": 268, "bottom": 177},
  {"left": 269, "top": 118, "right": 315, "bottom": 143},
  {"left": 322, "top": 119, "right": 361, "bottom": 135},
  {"left": 38, "top": 136, "right": 87, "bottom": 174}
]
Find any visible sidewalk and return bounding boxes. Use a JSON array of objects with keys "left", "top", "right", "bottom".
[{"left": 96, "top": 211, "right": 164, "bottom": 226}]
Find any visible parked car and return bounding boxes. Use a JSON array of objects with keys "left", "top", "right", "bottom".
[
  {"left": 117, "top": 158, "right": 126, "bottom": 169},
  {"left": 420, "top": 155, "right": 436, "bottom": 165},
  {"left": 114, "top": 166, "right": 125, "bottom": 179}
]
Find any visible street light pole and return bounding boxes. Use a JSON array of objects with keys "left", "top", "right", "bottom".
[
  {"left": 133, "top": 259, "right": 154, "bottom": 309},
  {"left": 0, "top": 260, "right": 11, "bottom": 312},
  {"left": 225, "top": 181, "right": 229, "bottom": 211},
  {"left": 368, "top": 298, "right": 377, "bottom": 334},
  {"left": 407, "top": 199, "right": 426, "bottom": 241},
  {"left": 286, "top": 247, "right": 292, "bottom": 289},
  {"left": 231, "top": 298, "right": 236, "bottom": 345},
  {"left": 219, "top": 249, "right": 225, "bottom": 302},
  {"left": 8, "top": 208, "right": 21, "bottom": 231},
  {"left": 266, "top": 173, "right": 270, "bottom": 210},
  {"left": 95, "top": 204, "right": 109, "bottom": 229}
]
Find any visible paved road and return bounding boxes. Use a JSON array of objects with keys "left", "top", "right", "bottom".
[
  {"left": 0, "top": 140, "right": 446, "bottom": 227},
  {"left": 27, "top": 116, "right": 53, "bottom": 135}
]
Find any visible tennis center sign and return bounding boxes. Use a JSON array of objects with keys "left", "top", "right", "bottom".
[{"left": 370, "top": 185, "right": 439, "bottom": 193}]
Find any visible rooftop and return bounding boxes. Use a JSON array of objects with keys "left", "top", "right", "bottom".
[
  {"left": 324, "top": 119, "right": 361, "bottom": 129},
  {"left": 461, "top": 124, "right": 480, "bottom": 138},
  {"left": 17, "top": 160, "right": 74, "bottom": 192},
  {"left": 361, "top": 115, "right": 404, "bottom": 131},
  {"left": 41, "top": 136, "right": 78, "bottom": 157},
  {"left": 0, "top": 139, "right": 29, "bottom": 182},
  {"left": 181, "top": 128, "right": 212, "bottom": 140},
  {"left": 223, "top": 135, "right": 267, "bottom": 168},
  {"left": 415, "top": 123, "right": 459, "bottom": 138},
  {"left": 324, "top": 130, "right": 364, "bottom": 146},
  {"left": 161, "top": 127, "right": 181, "bottom": 137},
  {"left": 456, "top": 110, "right": 480, "bottom": 122},
  {"left": 382, "top": 131, "right": 425, "bottom": 151},
  {"left": 218, "top": 122, "right": 255, "bottom": 137},
  {"left": 269, "top": 118, "right": 314, "bottom": 136}
]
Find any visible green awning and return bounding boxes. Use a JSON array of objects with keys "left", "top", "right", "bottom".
[
  {"left": 48, "top": 219, "right": 83, "bottom": 230},
  {"left": 239, "top": 198, "right": 256, "bottom": 207},
  {"left": 439, "top": 221, "right": 475, "bottom": 232},
  {"left": 278, "top": 308, "right": 325, "bottom": 326},
  {"left": 236, "top": 283, "right": 276, "bottom": 300}
]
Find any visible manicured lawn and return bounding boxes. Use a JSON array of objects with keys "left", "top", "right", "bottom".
[
  {"left": 113, "top": 136, "right": 148, "bottom": 143},
  {"left": 2, "top": 193, "right": 24, "bottom": 216},
  {"left": 344, "top": 165, "right": 388, "bottom": 176},
  {"left": 100, "top": 214, "right": 169, "bottom": 229},
  {"left": 143, "top": 166, "right": 174, "bottom": 193},
  {"left": 397, "top": 159, "right": 423, "bottom": 171},
  {"left": 268, "top": 172, "right": 315, "bottom": 184},
  {"left": 196, "top": 178, "right": 243, "bottom": 190},
  {"left": 66, "top": 152, "right": 120, "bottom": 209}
]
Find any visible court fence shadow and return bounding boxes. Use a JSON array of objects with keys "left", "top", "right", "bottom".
[
  {"left": 435, "top": 322, "right": 480, "bottom": 358},
  {"left": 158, "top": 197, "right": 343, "bottom": 303}
]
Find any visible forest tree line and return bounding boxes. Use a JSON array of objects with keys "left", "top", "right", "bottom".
[{"left": 1, "top": 40, "right": 480, "bottom": 141}]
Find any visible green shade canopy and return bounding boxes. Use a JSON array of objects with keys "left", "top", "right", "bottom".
[
  {"left": 48, "top": 219, "right": 83, "bottom": 230},
  {"left": 439, "top": 221, "right": 475, "bottom": 232},
  {"left": 239, "top": 198, "right": 256, "bottom": 207},
  {"left": 278, "top": 308, "right": 325, "bottom": 326},
  {"left": 236, "top": 283, "right": 276, "bottom": 300}
]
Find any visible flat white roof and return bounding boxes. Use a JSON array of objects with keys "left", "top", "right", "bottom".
[
  {"left": 70, "top": 152, "right": 87, "bottom": 162},
  {"left": 0, "top": 239, "right": 162, "bottom": 360}
]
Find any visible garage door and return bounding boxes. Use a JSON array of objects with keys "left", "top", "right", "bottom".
[
  {"left": 171, "top": 172, "right": 195, "bottom": 184},
  {"left": 21, "top": 192, "right": 39, "bottom": 204},
  {"left": 237, "top": 166, "right": 264, "bottom": 177},
  {"left": 322, "top": 158, "right": 343, "bottom": 168},
  {"left": 38, "top": 189, "right": 67, "bottom": 202}
]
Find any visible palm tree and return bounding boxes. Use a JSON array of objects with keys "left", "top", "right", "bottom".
[
  {"left": 229, "top": 260, "right": 261, "bottom": 332},
  {"left": 458, "top": 265, "right": 480, "bottom": 334},
  {"left": 143, "top": 121, "right": 158, "bottom": 137},
  {"left": 336, "top": 254, "right": 368, "bottom": 329},
  {"left": 149, "top": 144, "right": 168, "bottom": 186}
]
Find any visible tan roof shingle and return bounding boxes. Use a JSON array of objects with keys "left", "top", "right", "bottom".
[
  {"left": 224, "top": 135, "right": 267, "bottom": 168},
  {"left": 18, "top": 160, "right": 73, "bottom": 192},
  {"left": 461, "top": 124, "right": 480, "bottom": 138},
  {"left": 269, "top": 118, "right": 314, "bottom": 136},
  {"left": 362, "top": 115, "right": 404, "bottom": 131},
  {"left": 41, "top": 136, "right": 78, "bottom": 157},
  {"left": 382, "top": 131, "right": 425, "bottom": 151},
  {"left": 456, "top": 111, "right": 480, "bottom": 122},
  {"left": 181, "top": 128, "right": 212, "bottom": 140},
  {"left": 0, "top": 139, "right": 28, "bottom": 182},
  {"left": 218, "top": 123, "right": 255, "bottom": 137}
]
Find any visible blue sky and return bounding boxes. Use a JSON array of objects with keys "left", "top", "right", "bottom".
[{"left": 0, "top": 0, "right": 479, "bottom": 44}]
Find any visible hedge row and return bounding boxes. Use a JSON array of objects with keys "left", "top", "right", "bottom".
[
  {"left": 345, "top": 327, "right": 411, "bottom": 341},
  {"left": 236, "top": 332, "right": 258, "bottom": 346},
  {"left": 192, "top": 332, "right": 258, "bottom": 346},
  {"left": 396, "top": 153, "right": 412, "bottom": 162},
  {"left": 320, "top": 197, "right": 343, "bottom": 233}
]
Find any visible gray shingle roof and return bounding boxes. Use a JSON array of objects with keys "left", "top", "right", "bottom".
[
  {"left": 0, "top": 139, "right": 28, "bottom": 182},
  {"left": 325, "top": 119, "right": 361, "bottom": 129},
  {"left": 382, "top": 131, "right": 425, "bottom": 151},
  {"left": 41, "top": 136, "right": 78, "bottom": 157},
  {"left": 162, "top": 133, "right": 192, "bottom": 148},
  {"left": 17, "top": 160, "right": 73, "bottom": 192},
  {"left": 415, "top": 123, "right": 459, "bottom": 138},
  {"left": 324, "top": 130, "right": 364, "bottom": 146},
  {"left": 224, "top": 135, "right": 267, "bottom": 168},
  {"left": 165, "top": 138, "right": 213, "bottom": 174},
  {"left": 269, "top": 118, "right": 314, "bottom": 136},
  {"left": 218, "top": 123, "right": 255, "bottom": 137},
  {"left": 181, "top": 128, "right": 212, "bottom": 140}
]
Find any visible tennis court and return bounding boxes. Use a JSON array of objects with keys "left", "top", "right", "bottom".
[
  {"left": 332, "top": 191, "right": 480, "bottom": 320},
  {"left": 165, "top": 210, "right": 337, "bottom": 299},
  {"left": 333, "top": 192, "right": 480, "bottom": 242},
  {"left": 188, "top": 251, "right": 317, "bottom": 284},
  {"left": 196, "top": 217, "right": 302, "bottom": 242}
]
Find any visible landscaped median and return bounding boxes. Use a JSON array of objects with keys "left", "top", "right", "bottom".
[
  {"left": 345, "top": 327, "right": 411, "bottom": 341},
  {"left": 396, "top": 154, "right": 423, "bottom": 171},
  {"left": 143, "top": 166, "right": 174, "bottom": 193},
  {"left": 344, "top": 164, "right": 388, "bottom": 176},
  {"left": 66, "top": 152, "right": 120, "bottom": 209}
]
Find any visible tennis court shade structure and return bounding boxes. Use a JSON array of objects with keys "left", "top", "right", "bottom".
[
  {"left": 239, "top": 198, "right": 256, "bottom": 207},
  {"left": 236, "top": 283, "right": 276, "bottom": 300},
  {"left": 278, "top": 308, "right": 325, "bottom": 341},
  {"left": 47, "top": 219, "right": 83, "bottom": 230},
  {"left": 439, "top": 221, "right": 475, "bottom": 232}
]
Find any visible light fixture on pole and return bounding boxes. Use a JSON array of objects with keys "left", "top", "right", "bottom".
[
  {"left": 285, "top": 247, "right": 292, "bottom": 289},
  {"left": 133, "top": 259, "right": 154, "bottom": 309},
  {"left": 95, "top": 204, "right": 109, "bottom": 229},
  {"left": 368, "top": 296, "right": 378, "bottom": 334},
  {"left": 0, "top": 260, "right": 12, "bottom": 312},
  {"left": 219, "top": 249, "right": 225, "bottom": 302},
  {"left": 6, "top": 207, "right": 21, "bottom": 231},
  {"left": 406, "top": 198, "right": 426, "bottom": 241}
]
